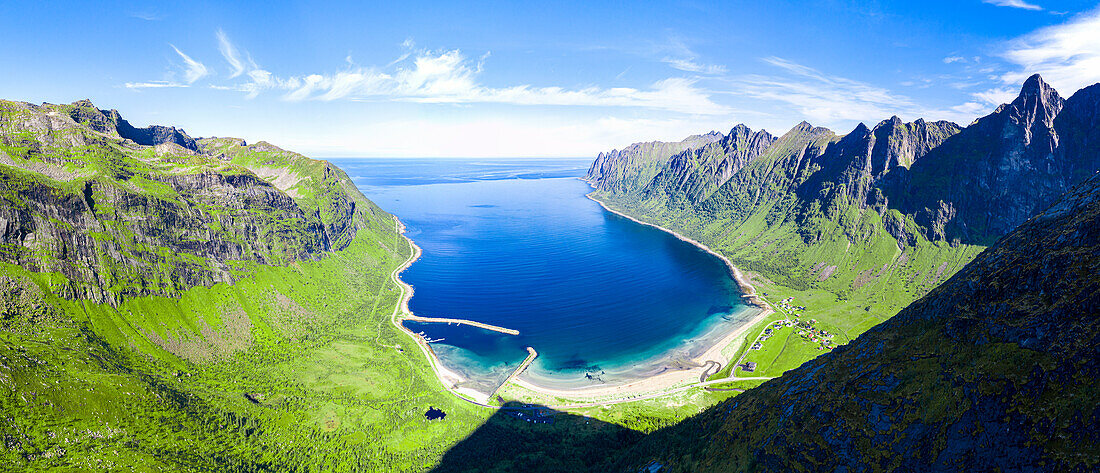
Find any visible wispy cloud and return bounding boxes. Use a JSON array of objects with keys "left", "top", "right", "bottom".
[
  {"left": 726, "top": 57, "right": 925, "bottom": 125},
  {"left": 205, "top": 36, "right": 730, "bottom": 114},
  {"left": 170, "top": 45, "right": 210, "bottom": 83},
  {"left": 217, "top": 29, "right": 245, "bottom": 78},
  {"left": 660, "top": 37, "right": 726, "bottom": 75},
  {"left": 128, "top": 10, "right": 162, "bottom": 21},
  {"left": 943, "top": 56, "right": 966, "bottom": 64},
  {"left": 663, "top": 57, "right": 727, "bottom": 75},
  {"left": 995, "top": 6, "right": 1100, "bottom": 93},
  {"left": 982, "top": 0, "right": 1043, "bottom": 11},
  {"left": 124, "top": 81, "right": 187, "bottom": 89}
]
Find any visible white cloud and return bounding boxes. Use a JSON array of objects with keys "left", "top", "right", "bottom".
[
  {"left": 219, "top": 46, "right": 730, "bottom": 115},
  {"left": 217, "top": 29, "right": 245, "bottom": 78},
  {"left": 971, "top": 87, "right": 1017, "bottom": 106},
  {"left": 943, "top": 56, "right": 966, "bottom": 64},
  {"left": 125, "top": 81, "right": 187, "bottom": 89},
  {"left": 982, "top": 0, "right": 1043, "bottom": 11},
  {"left": 128, "top": 11, "right": 161, "bottom": 21},
  {"left": 995, "top": 6, "right": 1100, "bottom": 94},
  {"left": 659, "top": 37, "right": 726, "bottom": 75},
  {"left": 170, "top": 45, "right": 209, "bottom": 83}
]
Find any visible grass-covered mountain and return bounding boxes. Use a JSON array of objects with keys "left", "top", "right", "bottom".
[
  {"left": 613, "top": 169, "right": 1100, "bottom": 472},
  {"left": 586, "top": 75, "right": 1100, "bottom": 361},
  {"left": 431, "top": 170, "right": 1100, "bottom": 472},
  {"left": 0, "top": 99, "right": 492, "bottom": 471}
]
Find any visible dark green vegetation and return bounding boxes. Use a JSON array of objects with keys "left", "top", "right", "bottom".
[
  {"left": 613, "top": 168, "right": 1100, "bottom": 472},
  {"left": 587, "top": 75, "right": 1100, "bottom": 375},
  {"left": 0, "top": 99, "right": 501, "bottom": 471},
  {"left": 430, "top": 141, "right": 1100, "bottom": 473}
]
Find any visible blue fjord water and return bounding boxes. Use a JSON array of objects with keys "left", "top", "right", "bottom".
[{"left": 342, "top": 158, "right": 758, "bottom": 393}]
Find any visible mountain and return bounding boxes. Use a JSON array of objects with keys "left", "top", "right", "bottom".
[
  {"left": 641, "top": 124, "right": 776, "bottom": 205},
  {"left": 615, "top": 170, "right": 1100, "bottom": 472},
  {"left": 0, "top": 100, "right": 481, "bottom": 471},
  {"left": 586, "top": 130, "right": 724, "bottom": 194},
  {"left": 885, "top": 74, "right": 1075, "bottom": 244},
  {"left": 585, "top": 76, "right": 1100, "bottom": 371}
]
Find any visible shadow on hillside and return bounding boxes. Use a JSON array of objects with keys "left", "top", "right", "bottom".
[{"left": 427, "top": 401, "right": 644, "bottom": 473}]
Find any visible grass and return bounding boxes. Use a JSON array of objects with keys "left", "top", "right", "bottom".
[{"left": 0, "top": 100, "right": 508, "bottom": 471}]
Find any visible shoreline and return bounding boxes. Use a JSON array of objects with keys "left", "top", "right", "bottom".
[
  {"left": 389, "top": 181, "right": 775, "bottom": 404},
  {"left": 388, "top": 217, "right": 487, "bottom": 404},
  {"left": 581, "top": 184, "right": 766, "bottom": 310}
]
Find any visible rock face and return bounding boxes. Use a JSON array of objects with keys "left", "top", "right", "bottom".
[
  {"left": 585, "top": 75, "right": 1100, "bottom": 303},
  {"left": 643, "top": 125, "right": 776, "bottom": 204},
  {"left": 797, "top": 116, "right": 960, "bottom": 217},
  {"left": 0, "top": 99, "right": 392, "bottom": 304},
  {"left": 585, "top": 131, "right": 723, "bottom": 193},
  {"left": 886, "top": 74, "right": 1095, "bottom": 244},
  {"left": 618, "top": 172, "right": 1100, "bottom": 472}
]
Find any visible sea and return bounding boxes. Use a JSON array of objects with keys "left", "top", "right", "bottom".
[{"left": 340, "top": 158, "right": 759, "bottom": 394}]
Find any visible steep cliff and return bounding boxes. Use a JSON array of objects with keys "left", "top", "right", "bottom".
[
  {"left": 885, "top": 74, "right": 1088, "bottom": 244},
  {"left": 0, "top": 99, "right": 392, "bottom": 303},
  {"left": 642, "top": 124, "right": 776, "bottom": 206}
]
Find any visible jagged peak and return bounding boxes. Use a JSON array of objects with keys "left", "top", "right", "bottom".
[
  {"left": 1020, "top": 73, "right": 1049, "bottom": 95},
  {"left": 1013, "top": 73, "right": 1063, "bottom": 110},
  {"left": 69, "top": 98, "right": 97, "bottom": 108},
  {"left": 850, "top": 122, "right": 871, "bottom": 136}
]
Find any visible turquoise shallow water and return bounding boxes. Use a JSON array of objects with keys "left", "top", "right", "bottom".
[{"left": 342, "top": 159, "right": 758, "bottom": 393}]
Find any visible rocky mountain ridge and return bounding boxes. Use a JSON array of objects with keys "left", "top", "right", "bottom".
[
  {"left": 587, "top": 75, "right": 1100, "bottom": 303},
  {"left": 616, "top": 170, "right": 1100, "bottom": 472},
  {"left": 0, "top": 99, "right": 391, "bottom": 303}
]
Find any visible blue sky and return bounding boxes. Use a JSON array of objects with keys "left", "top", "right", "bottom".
[{"left": 2, "top": 0, "right": 1099, "bottom": 157}]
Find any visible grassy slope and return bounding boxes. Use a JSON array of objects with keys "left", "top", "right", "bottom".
[
  {"left": 590, "top": 124, "right": 986, "bottom": 382},
  {"left": 0, "top": 101, "right": 499, "bottom": 471}
]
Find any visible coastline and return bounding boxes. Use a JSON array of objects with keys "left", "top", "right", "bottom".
[
  {"left": 389, "top": 182, "right": 776, "bottom": 405},
  {"left": 580, "top": 185, "right": 765, "bottom": 310},
  {"left": 508, "top": 184, "right": 774, "bottom": 399},
  {"left": 388, "top": 217, "right": 490, "bottom": 404}
]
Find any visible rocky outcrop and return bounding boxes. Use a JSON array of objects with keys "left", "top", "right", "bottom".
[
  {"left": 797, "top": 117, "right": 960, "bottom": 217},
  {"left": 63, "top": 99, "right": 199, "bottom": 152}
]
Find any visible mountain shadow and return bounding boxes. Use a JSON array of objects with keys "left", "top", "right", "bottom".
[
  {"left": 432, "top": 172, "right": 1100, "bottom": 472},
  {"left": 427, "top": 401, "right": 641, "bottom": 473}
]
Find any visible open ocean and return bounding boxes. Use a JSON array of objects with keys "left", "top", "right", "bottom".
[{"left": 341, "top": 158, "right": 757, "bottom": 393}]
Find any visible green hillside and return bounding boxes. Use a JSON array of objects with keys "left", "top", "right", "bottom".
[
  {"left": 586, "top": 75, "right": 1099, "bottom": 379},
  {"left": 0, "top": 99, "right": 490, "bottom": 471}
]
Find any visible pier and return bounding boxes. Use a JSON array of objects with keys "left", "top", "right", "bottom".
[
  {"left": 491, "top": 347, "right": 538, "bottom": 399},
  {"left": 402, "top": 314, "right": 520, "bottom": 335}
]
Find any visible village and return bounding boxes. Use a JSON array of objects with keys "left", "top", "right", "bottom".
[{"left": 735, "top": 294, "right": 835, "bottom": 374}]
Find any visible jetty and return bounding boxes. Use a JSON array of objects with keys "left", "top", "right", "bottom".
[
  {"left": 403, "top": 314, "right": 520, "bottom": 335},
  {"left": 491, "top": 347, "right": 538, "bottom": 399}
]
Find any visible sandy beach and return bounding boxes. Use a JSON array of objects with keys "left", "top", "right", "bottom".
[{"left": 390, "top": 188, "right": 776, "bottom": 404}]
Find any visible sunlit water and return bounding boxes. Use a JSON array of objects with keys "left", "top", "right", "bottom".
[{"left": 341, "top": 158, "right": 758, "bottom": 394}]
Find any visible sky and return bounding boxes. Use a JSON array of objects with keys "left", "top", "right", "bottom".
[{"left": 2, "top": 0, "right": 1099, "bottom": 158}]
